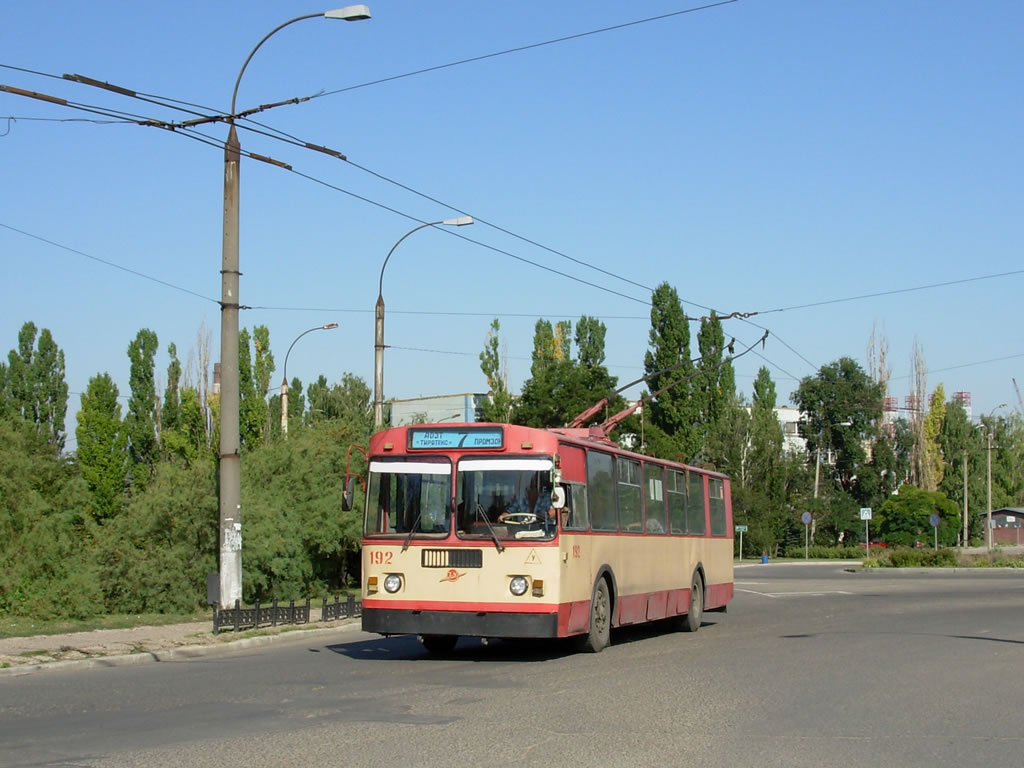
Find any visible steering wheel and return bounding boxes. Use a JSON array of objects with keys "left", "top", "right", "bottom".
[{"left": 501, "top": 512, "right": 538, "bottom": 525}]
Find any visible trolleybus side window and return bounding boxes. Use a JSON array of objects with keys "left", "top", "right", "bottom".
[
  {"left": 562, "top": 483, "right": 589, "bottom": 531},
  {"left": 618, "top": 458, "right": 642, "bottom": 532},
  {"left": 687, "top": 470, "right": 706, "bottom": 535},
  {"left": 587, "top": 450, "right": 617, "bottom": 531},
  {"left": 644, "top": 463, "right": 666, "bottom": 534},
  {"left": 709, "top": 477, "right": 727, "bottom": 536},
  {"left": 668, "top": 469, "right": 686, "bottom": 534}
]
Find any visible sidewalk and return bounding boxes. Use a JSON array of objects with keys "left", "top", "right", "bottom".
[{"left": 0, "top": 610, "right": 361, "bottom": 677}]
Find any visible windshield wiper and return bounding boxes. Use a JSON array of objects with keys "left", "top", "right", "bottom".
[
  {"left": 475, "top": 501, "right": 505, "bottom": 553},
  {"left": 400, "top": 511, "right": 422, "bottom": 553}
]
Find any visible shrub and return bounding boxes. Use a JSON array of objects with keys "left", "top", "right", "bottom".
[
  {"left": 885, "top": 548, "right": 958, "bottom": 568},
  {"left": 782, "top": 545, "right": 864, "bottom": 559}
]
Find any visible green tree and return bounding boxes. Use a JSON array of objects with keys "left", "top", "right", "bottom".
[
  {"left": 643, "top": 283, "right": 698, "bottom": 461},
  {"left": 125, "top": 329, "right": 160, "bottom": 491},
  {"left": 877, "top": 484, "right": 959, "bottom": 547},
  {"left": 306, "top": 373, "right": 373, "bottom": 437},
  {"left": 240, "top": 421, "right": 364, "bottom": 599},
  {"left": 479, "top": 319, "right": 513, "bottom": 423},
  {"left": 922, "top": 383, "right": 946, "bottom": 491},
  {"left": 748, "top": 367, "right": 783, "bottom": 496},
  {"left": 694, "top": 312, "right": 737, "bottom": 468},
  {"left": 0, "top": 321, "right": 69, "bottom": 452},
  {"left": 794, "top": 357, "right": 884, "bottom": 504},
  {"left": 0, "top": 419, "right": 102, "bottom": 619},
  {"left": 75, "top": 373, "right": 128, "bottom": 521},
  {"left": 163, "top": 342, "right": 183, "bottom": 435},
  {"left": 97, "top": 460, "right": 218, "bottom": 614},
  {"left": 238, "top": 327, "right": 262, "bottom": 448},
  {"left": 514, "top": 316, "right": 623, "bottom": 429}
]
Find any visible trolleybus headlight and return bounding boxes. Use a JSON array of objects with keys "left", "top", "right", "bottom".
[
  {"left": 383, "top": 574, "right": 403, "bottom": 594},
  {"left": 509, "top": 576, "right": 529, "bottom": 596}
]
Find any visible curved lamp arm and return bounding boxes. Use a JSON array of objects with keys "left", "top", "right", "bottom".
[
  {"left": 283, "top": 323, "right": 338, "bottom": 385},
  {"left": 377, "top": 216, "right": 473, "bottom": 298},
  {"left": 231, "top": 5, "right": 371, "bottom": 116}
]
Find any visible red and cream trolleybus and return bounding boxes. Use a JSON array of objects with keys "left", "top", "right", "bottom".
[{"left": 351, "top": 419, "right": 733, "bottom": 654}]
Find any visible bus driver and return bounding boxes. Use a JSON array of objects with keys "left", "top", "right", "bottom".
[{"left": 498, "top": 476, "right": 555, "bottom": 531}]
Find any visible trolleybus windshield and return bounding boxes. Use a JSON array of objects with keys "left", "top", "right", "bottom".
[
  {"left": 364, "top": 459, "right": 451, "bottom": 537},
  {"left": 455, "top": 457, "right": 556, "bottom": 542}
]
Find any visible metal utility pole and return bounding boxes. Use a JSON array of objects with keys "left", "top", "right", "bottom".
[
  {"left": 373, "top": 216, "right": 473, "bottom": 429},
  {"left": 218, "top": 5, "right": 371, "bottom": 609}
]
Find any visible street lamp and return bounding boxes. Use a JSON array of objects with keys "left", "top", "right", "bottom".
[
  {"left": 373, "top": 217, "right": 474, "bottom": 429},
  {"left": 218, "top": 5, "right": 370, "bottom": 610},
  {"left": 281, "top": 323, "right": 339, "bottom": 439},
  {"left": 984, "top": 403, "right": 1007, "bottom": 551}
]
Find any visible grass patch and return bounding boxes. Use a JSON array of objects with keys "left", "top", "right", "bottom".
[{"left": 0, "top": 611, "right": 209, "bottom": 640}]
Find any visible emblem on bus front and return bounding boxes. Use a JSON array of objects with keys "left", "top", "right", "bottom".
[{"left": 441, "top": 569, "right": 465, "bottom": 583}]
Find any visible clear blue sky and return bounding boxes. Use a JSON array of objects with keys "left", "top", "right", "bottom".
[{"left": 2, "top": 0, "right": 1022, "bottom": 446}]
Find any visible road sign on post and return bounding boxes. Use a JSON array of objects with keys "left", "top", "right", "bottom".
[
  {"left": 860, "top": 508, "right": 872, "bottom": 556},
  {"left": 735, "top": 525, "right": 747, "bottom": 560},
  {"left": 930, "top": 513, "right": 940, "bottom": 551},
  {"left": 801, "top": 512, "right": 812, "bottom": 559}
]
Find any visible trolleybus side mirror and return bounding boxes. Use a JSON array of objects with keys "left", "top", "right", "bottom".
[
  {"left": 550, "top": 486, "right": 566, "bottom": 509},
  {"left": 342, "top": 475, "right": 355, "bottom": 511}
]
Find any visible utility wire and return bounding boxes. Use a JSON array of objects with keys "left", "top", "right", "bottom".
[
  {"left": 0, "top": 222, "right": 219, "bottom": 304},
  {"left": 3, "top": 61, "right": 819, "bottom": 372},
  {"left": 313, "top": 1, "right": 739, "bottom": 99},
  {"left": 756, "top": 269, "right": 1024, "bottom": 315},
  {"left": 889, "top": 352, "right": 1024, "bottom": 380}
]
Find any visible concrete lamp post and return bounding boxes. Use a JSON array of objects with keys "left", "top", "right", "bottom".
[
  {"left": 217, "top": 5, "right": 370, "bottom": 610},
  {"left": 281, "top": 323, "right": 339, "bottom": 439},
  {"left": 373, "top": 216, "right": 474, "bottom": 429}
]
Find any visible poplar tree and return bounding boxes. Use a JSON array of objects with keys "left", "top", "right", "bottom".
[
  {"left": 694, "top": 311, "right": 737, "bottom": 461},
  {"left": 515, "top": 316, "right": 621, "bottom": 428},
  {"left": 0, "top": 321, "right": 68, "bottom": 452},
  {"left": 162, "top": 342, "right": 182, "bottom": 434},
  {"left": 239, "top": 327, "right": 273, "bottom": 448},
  {"left": 643, "top": 283, "right": 698, "bottom": 460},
  {"left": 921, "top": 383, "right": 946, "bottom": 491},
  {"left": 125, "top": 329, "right": 159, "bottom": 490},
  {"left": 479, "top": 319, "right": 513, "bottom": 423},
  {"left": 75, "top": 373, "right": 128, "bottom": 520}
]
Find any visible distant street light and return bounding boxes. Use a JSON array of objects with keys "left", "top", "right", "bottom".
[
  {"left": 373, "top": 217, "right": 474, "bottom": 429},
  {"left": 984, "top": 403, "right": 1007, "bottom": 551},
  {"left": 281, "top": 323, "right": 339, "bottom": 439},
  {"left": 217, "top": 5, "right": 370, "bottom": 610}
]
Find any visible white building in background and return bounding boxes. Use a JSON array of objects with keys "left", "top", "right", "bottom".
[
  {"left": 388, "top": 392, "right": 487, "bottom": 426},
  {"left": 773, "top": 404, "right": 806, "bottom": 455}
]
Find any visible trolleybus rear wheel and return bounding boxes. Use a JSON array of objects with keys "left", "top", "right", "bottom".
[{"left": 682, "top": 571, "right": 704, "bottom": 633}]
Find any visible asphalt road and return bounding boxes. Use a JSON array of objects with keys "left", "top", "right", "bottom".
[{"left": 1, "top": 562, "right": 1022, "bottom": 768}]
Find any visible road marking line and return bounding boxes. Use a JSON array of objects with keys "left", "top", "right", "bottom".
[{"left": 738, "top": 589, "right": 855, "bottom": 598}]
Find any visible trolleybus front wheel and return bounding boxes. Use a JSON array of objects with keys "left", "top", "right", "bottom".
[
  {"left": 577, "top": 578, "right": 611, "bottom": 653},
  {"left": 420, "top": 634, "right": 458, "bottom": 655}
]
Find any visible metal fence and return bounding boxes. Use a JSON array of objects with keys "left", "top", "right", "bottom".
[{"left": 213, "top": 594, "right": 362, "bottom": 634}]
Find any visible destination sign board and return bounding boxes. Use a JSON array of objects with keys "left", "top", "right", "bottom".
[{"left": 409, "top": 427, "right": 504, "bottom": 450}]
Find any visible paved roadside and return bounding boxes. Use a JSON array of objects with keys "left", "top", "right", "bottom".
[{"left": 0, "top": 612, "right": 362, "bottom": 677}]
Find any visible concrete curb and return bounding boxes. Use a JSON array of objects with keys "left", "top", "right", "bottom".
[{"left": 0, "top": 620, "right": 363, "bottom": 679}]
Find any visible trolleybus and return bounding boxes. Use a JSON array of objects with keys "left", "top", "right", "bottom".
[{"left": 348, "top": 418, "right": 733, "bottom": 654}]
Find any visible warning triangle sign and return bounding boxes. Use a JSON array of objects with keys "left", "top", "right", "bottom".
[{"left": 524, "top": 549, "right": 541, "bottom": 565}]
